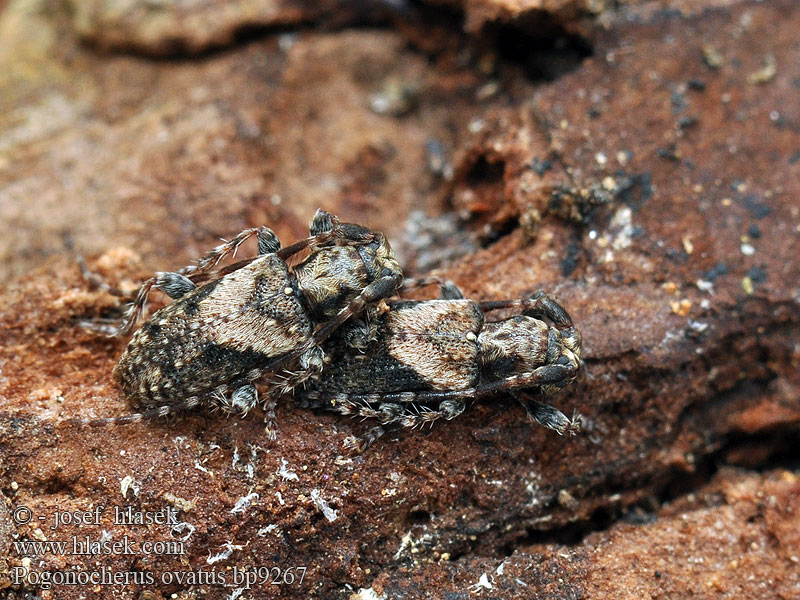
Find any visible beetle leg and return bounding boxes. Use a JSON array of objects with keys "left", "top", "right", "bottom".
[
  {"left": 342, "top": 426, "right": 385, "bottom": 454},
  {"left": 512, "top": 391, "right": 580, "bottom": 436},
  {"left": 478, "top": 292, "right": 573, "bottom": 328},
  {"left": 400, "top": 277, "right": 464, "bottom": 299},
  {"left": 155, "top": 272, "right": 197, "bottom": 299}
]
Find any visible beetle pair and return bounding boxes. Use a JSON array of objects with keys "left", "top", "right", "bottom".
[{"left": 102, "top": 210, "right": 582, "bottom": 447}]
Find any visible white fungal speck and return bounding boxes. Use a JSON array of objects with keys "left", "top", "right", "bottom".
[
  {"left": 696, "top": 279, "right": 715, "bottom": 294},
  {"left": 120, "top": 475, "right": 140, "bottom": 499},
  {"left": 469, "top": 573, "right": 494, "bottom": 592},
  {"left": 351, "top": 588, "right": 387, "bottom": 600},
  {"left": 171, "top": 522, "right": 196, "bottom": 542},
  {"left": 230, "top": 492, "right": 259, "bottom": 515},
  {"left": 226, "top": 588, "right": 245, "bottom": 600},
  {"left": 257, "top": 524, "right": 279, "bottom": 537},
  {"left": 206, "top": 541, "right": 242, "bottom": 565},
  {"left": 277, "top": 458, "right": 299, "bottom": 481},
  {"left": 468, "top": 118, "right": 485, "bottom": 133},
  {"left": 194, "top": 460, "right": 211, "bottom": 475},
  {"left": 310, "top": 489, "right": 338, "bottom": 522},
  {"left": 394, "top": 531, "right": 413, "bottom": 561},
  {"left": 688, "top": 320, "right": 709, "bottom": 333}
]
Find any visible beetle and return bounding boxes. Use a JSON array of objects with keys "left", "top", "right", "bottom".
[
  {"left": 298, "top": 283, "right": 582, "bottom": 451},
  {"left": 100, "top": 210, "right": 403, "bottom": 438}
]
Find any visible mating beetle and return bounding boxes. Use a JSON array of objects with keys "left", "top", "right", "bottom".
[
  {"left": 300, "top": 283, "right": 582, "bottom": 450},
  {"left": 106, "top": 210, "right": 402, "bottom": 438}
]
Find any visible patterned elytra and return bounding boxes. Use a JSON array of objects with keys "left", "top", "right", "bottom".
[
  {"left": 382, "top": 300, "right": 484, "bottom": 390},
  {"left": 85, "top": 211, "right": 582, "bottom": 453},
  {"left": 299, "top": 289, "right": 583, "bottom": 450},
  {"left": 114, "top": 254, "right": 311, "bottom": 405},
  {"left": 93, "top": 210, "right": 403, "bottom": 439}
]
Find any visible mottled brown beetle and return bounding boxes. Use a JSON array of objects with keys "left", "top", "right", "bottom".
[
  {"left": 298, "top": 283, "right": 582, "bottom": 451},
  {"left": 97, "top": 210, "right": 402, "bottom": 438}
]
